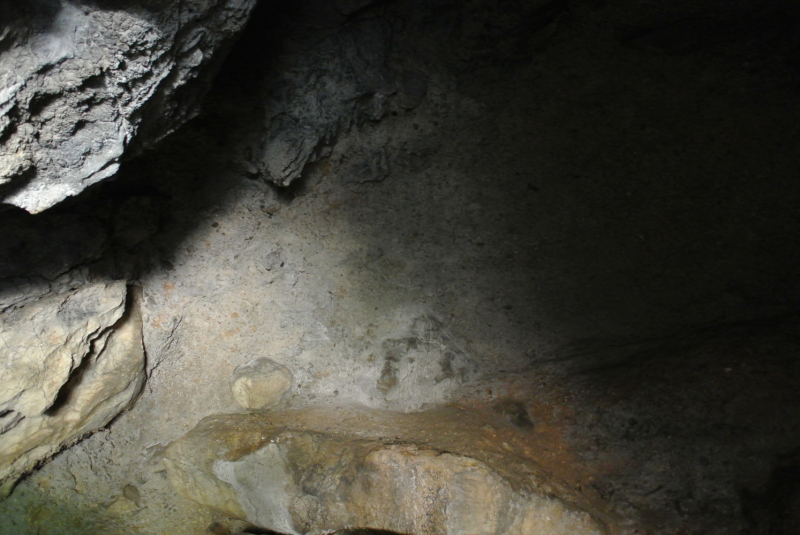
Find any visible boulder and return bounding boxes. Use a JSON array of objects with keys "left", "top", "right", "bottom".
[{"left": 0, "top": 0, "right": 257, "bottom": 213}]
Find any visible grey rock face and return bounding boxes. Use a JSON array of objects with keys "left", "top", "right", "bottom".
[
  {"left": 0, "top": 282, "right": 145, "bottom": 497},
  {"left": 226, "top": 2, "right": 433, "bottom": 190},
  {"left": 0, "top": 0, "right": 256, "bottom": 213},
  {"left": 256, "top": 17, "right": 397, "bottom": 187}
]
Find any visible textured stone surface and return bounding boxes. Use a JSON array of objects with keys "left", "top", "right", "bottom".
[
  {"left": 221, "top": 0, "right": 432, "bottom": 189},
  {"left": 1, "top": 0, "right": 800, "bottom": 534},
  {"left": 164, "top": 410, "right": 604, "bottom": 535},
  {"left": 231, "top": 358, "right": 293, "bottom": 410},
  {"left": 0, "top": 0, "right": 256, "bottom": 213},
  {"left": 256, "top": 16, "right": 395, "bottom": 187},
  {"left": 0, "top": 281, "right": 144, "bottom": 496}
]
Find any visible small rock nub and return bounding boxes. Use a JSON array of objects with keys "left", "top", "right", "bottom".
[{"left": 230, "top": 358, "right": 293, "bottom": 410}]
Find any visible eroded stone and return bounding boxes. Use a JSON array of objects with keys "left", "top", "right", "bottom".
[
  {"left": 164, "top": 410, "right": 604, "bottom": 535},
  {"left": 0, "top": 282, "right": 145, "bottom": 497},
  {"left": 0, "top": 0, "right": 257, "bottom": 213}
]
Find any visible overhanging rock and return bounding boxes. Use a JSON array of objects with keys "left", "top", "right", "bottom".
[{"left": 0, "top": 0, "right": 257, "bottom": 213}]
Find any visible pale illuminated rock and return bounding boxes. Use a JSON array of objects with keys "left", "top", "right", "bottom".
[
  {"left": 231, "top": 358, "right": 293, "bottom": 410},
  {"left": 0, "top": 282, "right": 145, "bottom": 497}
]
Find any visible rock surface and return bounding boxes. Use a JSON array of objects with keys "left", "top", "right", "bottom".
[
  {"left": 0, "top": 0, "right": 256, "bottom": 213},
  {"left": 255, "top": 15, "right": 395, "bottom": 187},
  {"left": 230, "top": 357, "right": 293, "bottom": 410},
  {"left": 163, "top": 408, "right": 604, "bottom": 535},
  {"left": 1, "top": 0, "right": 800, "bottom": 534},
  {"left": 0, "top": 281, "right": 144, "bottom": 497},
  {"left": 213, "top": 0, "right": 437, "bottom": 189}
]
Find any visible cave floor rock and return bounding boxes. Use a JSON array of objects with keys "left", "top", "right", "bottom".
[
  {"left": 162, "top": 407, "right": 607, "bottom": 535},
  {"left": 2, "top": 0, "right": 800, "bottom": 533}
]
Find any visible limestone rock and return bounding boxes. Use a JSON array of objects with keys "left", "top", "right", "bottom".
[
  {"left": 230, "top": 358, "right": 292, "bottom": 410},
  {"left": 164, "top": 410, "right": 604, "bottom": 535},
  {"left": 0, "top": 282, "right": 145, "bottom": 497},
  {"left": 247, "top": 15, "right": 403, "bottom": 188},
  {"left": 0, "top": 0, "right": 257, "bottom": 213}
]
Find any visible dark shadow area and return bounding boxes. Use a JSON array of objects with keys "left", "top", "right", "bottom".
[
  {"left": 0, "top": 168, "right": 37, "bottom": 206},
  {"left": 0, "top": 0, "right": 62, "bottom": 37},
  {"left": 297, "top": 0, "right": 800, "bottom": 363},
  {"left": 743, "top": 448, "right": 800, "bottom": 535}
]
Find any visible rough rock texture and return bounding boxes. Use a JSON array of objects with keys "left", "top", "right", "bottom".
[
  {"left": 1, "top": 0, "right": 800, "bottom": 534},
  {"left": 214, "top": 0, "right": 434, "bottom": 188},
  {"left": 0, "top": 281, "right": 145, "bottom": 497},
  {"left": 0, "top": 0, "right": 256, "bottom": 213},
  {"left": 163, "top": 409, "right": 604, "bottom": 535},
  {"left": 230, "top": 357, "right": 293, "bottom": 410},
  {"left": 255, "top": 17, "right": 395, "bottom": 187}
]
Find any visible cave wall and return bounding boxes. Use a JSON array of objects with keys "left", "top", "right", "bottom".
[{"left": 1, "top": 0, "right": 800, "bottom": 534}]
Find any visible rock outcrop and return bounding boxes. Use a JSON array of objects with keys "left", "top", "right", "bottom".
[
  {"left": 254, "top": 16, "right": 398, "bottom": 187},
  {"left": 164, "top": 408, "right": 605, "bottom": 535},
  {"left": 211, "top": 0, "right": 433, "bottom": 189},
  {"left": 0, "top": 282, "right": 145, "bottom": 497},
  {"left": 0, "top": 0, "right": 257, "bottom": 213}
]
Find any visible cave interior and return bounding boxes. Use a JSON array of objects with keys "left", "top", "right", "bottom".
[{"left": 1, "top": 0, "right": 800, "bottom": 534}]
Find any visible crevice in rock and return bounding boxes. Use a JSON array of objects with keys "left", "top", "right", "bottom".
[
  {"left": 43, "top": 285, "right": 142, "bottom": 417},
  {"left": 742, "top": 448, "right": 800, "bottom": 535},
  {"left": 0, "top": 411, "right": 23, "bottom": 435}
]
